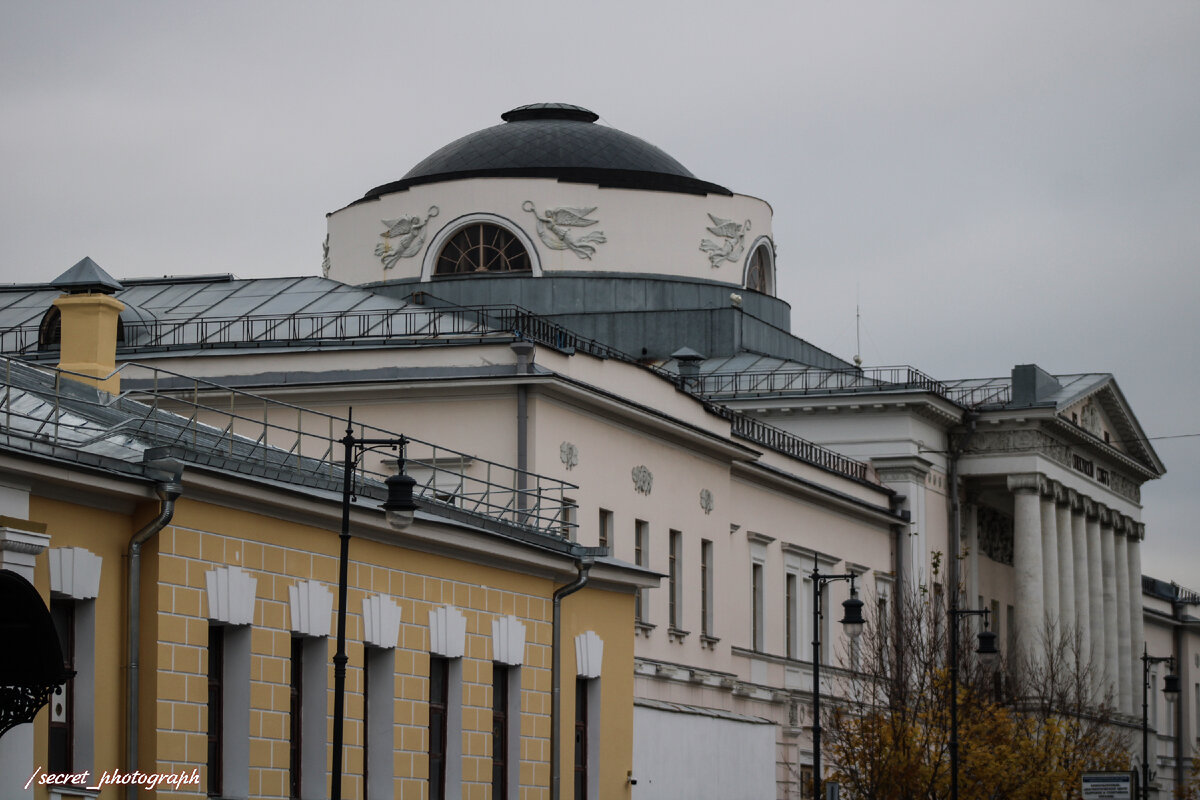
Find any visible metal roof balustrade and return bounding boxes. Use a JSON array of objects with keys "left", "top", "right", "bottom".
[{"left": 0, "top": 358, "right": 579, "bottom": 543}]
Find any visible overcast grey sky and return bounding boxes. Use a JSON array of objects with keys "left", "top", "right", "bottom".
[{"left": 2, "top": 2, "right": 1197, "bottom": 586}]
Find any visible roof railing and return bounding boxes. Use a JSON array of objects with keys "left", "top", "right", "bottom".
[{"left": 0, "top": 357, "right": 578, "bottom": 542}]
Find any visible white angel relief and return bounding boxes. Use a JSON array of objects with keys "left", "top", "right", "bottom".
[
  {"left": 522, "top": 200, "right": 607, "bottom": 259},
  {"left": 699, "top": 214, "right": 750, "bottom": 268},
  {"left": 375, "top": 206, "right": 439, "bottom": 269}
]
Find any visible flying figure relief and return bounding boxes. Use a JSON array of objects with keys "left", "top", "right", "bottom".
[
  {"left": 375, "top": 206, "right": 439, "bottom": 269},
  {"left": 522, "top": 201, "right": 607, "bottom": 259},
  {"left": 699, "top": 214, "right": 750, "bottom": 268}
]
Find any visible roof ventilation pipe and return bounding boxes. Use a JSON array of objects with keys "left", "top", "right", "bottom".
[{"left": 671, "top": 346, "right": 706, "bottom": 391}]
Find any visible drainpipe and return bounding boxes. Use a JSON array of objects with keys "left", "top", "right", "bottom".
[
  {"left": 947, "top": 413, "right": 978, "bottom": 607},
  {"left": 126, "top": 478, "right": 183, "bottom": 799},
  {"left": 551, "top": 560, "right": 592, "bottom": 800},
  {"left": 511, "top": 341, "right": 535, "bottom": 515}
]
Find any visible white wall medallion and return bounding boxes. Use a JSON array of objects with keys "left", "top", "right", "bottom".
[
  {"left": 631, "top": 465, "right": 653, "bottom": 495},
  {"left": 375, "top": 206, "right": 440, "bottom": 269},
  {"left": 700, "top": 214, "right": 750, "bottom": 268},
  {"left": 321, "top": 234, "right": 331, "bottom": 277},
  {"left": 560, "top": 441, "right": 579, "bottom": 470},
  {"left": 575, "top": 630, "right": 604, "bottom": 678},
  {"left": 699, "top": 489, "right": 714, "bottom": 515},
  {"left": 522, "top": 201, "right": 607, "bottom": 259},
  {"left": 428, "top": 604, "right": 467, "bottom": 658},
  {"left": 361, "top": 593, "right": 402, "bottom": 649},
  {"left": 288, "top": 579, "right": 333, "bottom": 638},
  {"left": 491, "top": 614, "right": 527, "bottom": 666},
  {"left": 49, "top": 546, "right": 103, "bottom": 600},
  {"left": 206, "top": 565, "right": 258, "bottom": 626}
]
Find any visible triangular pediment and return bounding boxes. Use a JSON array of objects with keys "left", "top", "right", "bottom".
[{"left": 1058, "top": 377, "right": 1164, "bottom": 476}]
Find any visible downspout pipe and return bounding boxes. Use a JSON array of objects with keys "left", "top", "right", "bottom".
[
  {"left": 511, "top": 341, "right": 535, "bottom": 516},
  {"left": 551, "top": 559, "right": 592, "bottom": 800},
  {"left": 947, "top": 412, "right": 978, "bottom": 608},
  {"left": 126, "top": 478, "right": 183, "bottom": 799}
]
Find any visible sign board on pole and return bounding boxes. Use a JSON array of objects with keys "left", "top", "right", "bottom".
[{"left": 1082, "top": 771, "right": 1136, "bottom": 800}]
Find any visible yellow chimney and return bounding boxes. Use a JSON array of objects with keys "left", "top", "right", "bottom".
[{"left": 53, "top": 293, "right": 126, "bottom": 393}]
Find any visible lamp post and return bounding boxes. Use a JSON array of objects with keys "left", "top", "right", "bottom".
[
  {"left": 948, "top": 606, "right": 998, "bottom": 800},
  {"left": 331, "top": 420, "right": 417, "bottom": 800},
  {"left": 1140, "top": 644, "right": 1180, "bottom": 800},
  {"left": 811, "top": 568, "right": 865, "bottom": 800}
]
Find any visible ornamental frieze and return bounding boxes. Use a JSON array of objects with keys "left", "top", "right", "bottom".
[
  {"left": 699, "top": 214, "right": 750, "bottom": 268},
  {"left": 375, "top": 206, "right": 440, "bottom": 269},
  {"left": 968, "top": 428, "right": 1139, "bottom": 503}
]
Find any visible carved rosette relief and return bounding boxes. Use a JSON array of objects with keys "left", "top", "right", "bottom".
[
  {"left": 560, "top": 442, "right": 579, "bottom": 471},
  {"left": 631, "top": 465, "right": 653, "bottom": 495},
  {"left": 699, "top": 489, "right": 714, "bottom": 515},
  {"left": 699, "top": 214, "right": 750, "bottom": 268},
  {"left": 375, "top": 206, "right": 439, "bottom": 269},
  {"left": 522, "top": 201, "right": 607, "bottom": 259}
]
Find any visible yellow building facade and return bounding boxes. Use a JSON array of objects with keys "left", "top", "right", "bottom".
[{"left": 0, "top": 299, "right": 648, "bottom": 800}]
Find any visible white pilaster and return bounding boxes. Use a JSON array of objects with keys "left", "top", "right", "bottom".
[
  {"left": 1070, "top": 492, "right": 1091, "bottom": 667},
  {"left": 1085, "top": 503, "right": 1105, "bottom": 699},
  {"left": 1113, "top": 519, "right": 1133, "bottom": 714},
  {"left": 1054, "top": 484, "right": 1074, "bottom": 634},
  {"left": 1100, "top": 510, "right": 1119, "bottom": 701},
  {"left": 1040, "top": 487, "right": 1060, "bottom": 631},
  {"left": 1008, "top": 474, "right": 1044, "bottom": 670}
]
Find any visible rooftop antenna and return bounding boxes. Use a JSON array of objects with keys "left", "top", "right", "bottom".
[{"left": 854, "top": 283, "right": 862, "bottom": 367}]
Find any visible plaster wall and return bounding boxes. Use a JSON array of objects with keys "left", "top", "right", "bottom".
[{"left": 326, "top": 178, "right": 773, "bottom": 289}]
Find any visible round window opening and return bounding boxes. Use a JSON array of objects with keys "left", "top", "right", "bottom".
[
  {"left": 745, "top": 244, "right": 772, "bottom": 293},
  {"left": 434, "top": 223, "right": 531, "bottom": 275}
]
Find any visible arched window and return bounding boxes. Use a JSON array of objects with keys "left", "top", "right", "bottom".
[
  {"left": 37, "top": 305, "right": 126, "bottom": 350},
  {"left": 435, "top": 223, "right": 531, "bottom": 275},
  {"left": 744, "top": 241, "right": 774, "bottom": 295}
]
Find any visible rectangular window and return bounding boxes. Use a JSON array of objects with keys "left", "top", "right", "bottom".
[
  {"left": 429, "top": 656, "right": 449, "bottom": 800},
  {"left": 289, "top": 638, "right": 303, "bottom": 800},
  {"left": 561, "top": 497, "right": 576, "bottom": 541},
  {"left": 49, "top": 599, "right": 74, "bottom": 774},
  {"left": 701, "top": 540, "right": 713, "bottom": 637},
  {"left": 574, "top": 678, "right": 589, "bottom": 800},
  {"left": 598, "top": 508, "right": 612, "bottom": 551},
  {"left": 668, "top": 530, "right": 682, "bottom": 630},
  {"left": 635, "top": 520, "right": 649, "bottom": 622},
  {"left": 751, "top": 563, "right": 764, "bottom": 651},
  {"left": 786, "top": 573, "right": 798, "bottom": 659},
  {"left": 799, "top": 764, "right": 813, "bottom": 799},
  {"left": 208, "top": 626, "right": 225, "bottom": 797},
  {"left": 492, "top": 665, "right": 509, "bottom": 799}
]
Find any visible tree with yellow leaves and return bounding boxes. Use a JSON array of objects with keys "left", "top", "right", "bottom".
[{"left": 825, "top": 565, "right": 1129, "bottom": 800}]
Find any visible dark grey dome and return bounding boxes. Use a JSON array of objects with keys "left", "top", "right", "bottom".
[{"left": 359, "top": 104, "right": 731, "bottom": 201}]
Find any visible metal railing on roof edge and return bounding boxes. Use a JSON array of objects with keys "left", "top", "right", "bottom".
[
  {"left": 0, "top": 357, "right": 578, "bottom": 541},
  {"left": 2, "top": 300, "right": 878, "bottom": 484}
]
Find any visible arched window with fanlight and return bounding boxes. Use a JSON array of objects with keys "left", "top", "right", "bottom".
[
  {"left": 744, "top": 240, "right": 775, "bottom": 295},
  {"left": 434, "top": 222, "right": 532, "bottom": 275}
]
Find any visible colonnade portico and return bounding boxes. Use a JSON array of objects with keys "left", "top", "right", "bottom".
[{"left": 989, "top": 473, "right": 1144, "bottom": 713}]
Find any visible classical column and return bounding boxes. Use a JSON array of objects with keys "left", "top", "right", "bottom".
[
  {"left": 1040, "top": 484, "right": 1060, "bottom": 632},
  {"left": 1009, "top": 474, "right": 1045, "bottom": 670},
  {"left": 965, "top": 491, "right": 980, "bottom": 605},
  {"left": 1070, "top": 491, "right": 1091, "bottom": 667},
  {"left": 1086, "top": 501, "right": 1105, "bottom": 698},
  {"left": 1114, "top": 519, "right": 1133, "bottom": 713},
  {"left": 1100, "top": 509, "right": 1119, "bottom": 701},
  {"left": 1128, "top": 521, "right": 1146, "bottom": 708},
  {"left": 1054, "top": 482, "right": 1075, "bottom": 633}
]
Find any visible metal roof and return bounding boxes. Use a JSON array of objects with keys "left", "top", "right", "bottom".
[{"left": 357, "top": 104, "right": 732, "bottom": 202}]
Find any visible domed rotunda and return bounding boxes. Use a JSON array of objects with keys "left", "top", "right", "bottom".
[{"left": 323, "top": 104, "right": 815, "bottom": 362}]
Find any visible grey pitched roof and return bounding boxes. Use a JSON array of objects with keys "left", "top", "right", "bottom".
[{"left": 51, "top": 257, "right": 123, "bottom": 294}]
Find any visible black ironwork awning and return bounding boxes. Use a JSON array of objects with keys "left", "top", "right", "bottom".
[{"left": 0, "top": 568, "right": 74, "bottom": 738}]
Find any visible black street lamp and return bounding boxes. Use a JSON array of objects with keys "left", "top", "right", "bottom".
[
  {"left": 1140, "top": 644, "right": 1180, "bottom": 800},
  {"left": 811, "top": 568, "right": 865, "bottom": 800},
  {"left": 948, "top": 606, "right": 998, "bottom": 800},
  {"left": 331, "top": 420, "right": 417, "bottom": 800}
]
